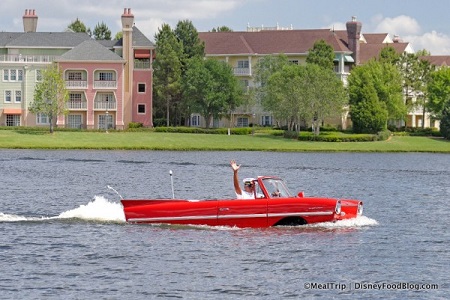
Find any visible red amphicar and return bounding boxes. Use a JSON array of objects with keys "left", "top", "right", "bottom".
[{"left": 121, "top": 176, "right": 363, "bottom": 228}]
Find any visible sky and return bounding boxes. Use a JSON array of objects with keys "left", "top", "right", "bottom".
[{"left": 1, "top": 0, "right": 450, "bottom": 55}]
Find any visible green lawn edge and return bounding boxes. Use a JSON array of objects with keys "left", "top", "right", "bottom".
[{"left": 0, "top": 130, "right": 449, "bottom": 153}]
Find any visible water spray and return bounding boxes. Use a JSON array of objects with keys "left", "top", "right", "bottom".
[{"left": 107, "top": 185, "right": 123, "bottom": 200}]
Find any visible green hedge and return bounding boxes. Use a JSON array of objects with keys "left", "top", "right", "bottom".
[
  {"left": 292, "top": 130, "right": 391, "bottom": 142},
  {"left": 153, "top": 126, "right": 253, "bottom": 135}
]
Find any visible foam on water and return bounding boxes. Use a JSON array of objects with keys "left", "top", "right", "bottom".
[
  {"left": 0, "top": 196, "right": 126, "bottom": 223},
  {"left": 309, "top": 215, "right": 379, "bottom": 228},
  {"left": 57, "top": 196, "right": 126, "bottom": 222}
]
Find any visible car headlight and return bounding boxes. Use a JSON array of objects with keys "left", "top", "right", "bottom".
[
  {"left": 335, "top": 200, "right": 341, "bottom": 215},
  {"left": 357, "top": 202, "right": 363, "bottom": 216}
]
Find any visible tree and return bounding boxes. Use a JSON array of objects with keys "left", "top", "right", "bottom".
[
  {"left": 427, "top": 67, "right": 450, "bottom": 116},
  {"left": 153, "top": 24, "right": 183, "bottom": 126},
  {"left": 211, "top": 26, "right": 233, "bottom": 32},
  {"left": 398, "top": 53, "right": 435, "bottom": 128},
  {"left": 350, "top": 72, "right": 388, "bottom": 133},
  {"left": 306, "top": 40, "right": 335, "bottom": 70},
  {"left": 174, "top": 20, "right": 205, "bottom": 62},
  {"left": 348, "top": 59, "right": 405, "bottom": 132},
  {"left": 93, "top": 22, "right": 112, "bottom": 40},
  {"left": 440, "top": 107, "right": 450, "bottom": 139},
  {"left": 114, "top": 31, "right": 123, "bottom": 41},
  {"left": 68, "top": 18, "right": 91, "bottom": 35},
  {"left": 378, "top": 46, "right": 400, "bottom": 65},
  {"left": 264, "top": 64, "right": 347, "bottom": 134},
  {"left": 182, "top": 58, "right": 243, "bottom": 128},
  {"left": 29, "top": 64, "right": 69, "bottom": 133}
]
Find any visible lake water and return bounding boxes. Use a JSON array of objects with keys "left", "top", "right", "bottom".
[{"left": 0, "top": 150, "right": 448, "bottom": 299}]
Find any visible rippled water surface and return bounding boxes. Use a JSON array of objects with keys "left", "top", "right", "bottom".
[{"left": 0, "top": 150, "right": 449, "bottom": 299}]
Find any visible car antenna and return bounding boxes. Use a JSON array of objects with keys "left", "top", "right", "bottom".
[{"left": 170, "top": 170, "right": 175, "bottom": 199}]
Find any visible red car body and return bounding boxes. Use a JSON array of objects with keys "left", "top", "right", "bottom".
[{"left": 121, "top": 176, "right": 363, "bottom": 228}]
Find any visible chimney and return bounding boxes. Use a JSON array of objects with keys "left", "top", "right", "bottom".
[
  {"left": 346, "top": 16, "right": 362, "bottom": 65},
  {"left": 23, "top": 9, "right": 38, "bottom": 32},
  {"left": 121, "top": 8, "right": 134, "bottom": 29}
]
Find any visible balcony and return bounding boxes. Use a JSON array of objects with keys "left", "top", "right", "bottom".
[
  {"left": 94, "top": 101, "right": 116, "bottom": 110},
  {"left": 0, "top": 54, "right": 57, "bottom": 63},
  {"left": 234, "top": 67, "right": 251, "bottom": 76},
  {"left": 94, "top": 80, "right": 117, "bottom": 89},
  {"left": 66, "top": 80, "right": 88, "bottom": 89},
  {"left": 134, "top": 60, "right": 151, "bottom": 69},
  {"left": 67, "top": 101, "right": 87, "bottom": 110}
]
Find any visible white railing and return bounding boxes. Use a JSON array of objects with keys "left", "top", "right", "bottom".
[
  {"left": 0, "top": 54, "right": 57, "bottom": 63},
  {"left": 94, "top": 101, "right": 116, "bottom": 110},
  {"left": 65, "top": 81, "right": 88, "bottom": 89},
  {"left": 67, "top": 101, "right": 87, "bottom": 109},
  {"left": 234, "top": 67, "right": 251, "bottom": 76},
  {"left": 134, "top": 61, "right": 151, "bottom": 69},
  {"left": 94, "top": 80, "right": 117, "bottom": 89}
]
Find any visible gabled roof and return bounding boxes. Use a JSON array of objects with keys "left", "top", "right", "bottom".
[
  {"left": 4, "top": 32, "right": 91, "bottom": 48},
  {"left": 420, "top": 55, "right": 450, "bottom": 67},
  {"left": 58, "top": 39, "right": 124, "bottom": 62},
  {"left": 359, "top": 43, "right": 411, "bottom": 63},
  {"left": 362, "top": 33, "right": 391, "bottom": 44},
  {"left": 198, "top": 29, "right": 351, "bottom": 56},
  {"left": 115, "top": 26, "right": 155, "bottom": 48}
]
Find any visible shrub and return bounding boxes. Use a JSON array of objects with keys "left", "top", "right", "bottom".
[
  {"left": 440, "top": 108, "right": 450, "bottom": 140},
  {"left": 128, "top": 122, "right": 143, "bottom": 129}
]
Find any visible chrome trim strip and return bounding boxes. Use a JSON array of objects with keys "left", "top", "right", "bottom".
[
  {"left": 129, "top": 215, "right": 217, "bottom": 222},
  {"left": 268, "top": 211, "right": 334, "bottom": 217},
  {"left": 128, "top": 211, "right": 334, "bottom": 223}
]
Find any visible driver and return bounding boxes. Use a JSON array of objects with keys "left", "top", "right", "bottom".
[{"left": 230, "top": 160, "right": 255, "bottom": 199}]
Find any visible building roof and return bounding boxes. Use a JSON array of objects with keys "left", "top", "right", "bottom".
[
  {"left": 115, "top": 26, "right": 155, "bottom": 48},
  {"left": 359, "top": 42, "right": 412, "bottom": 63},
  {"left": 3, "top": 32, "right": 92, "bottom": 48},
  {"left": 58, "top": 39, "right": 124, "bottom": 62},
  {"left": 0, "top": 32, "right": 23, "bottom": 47},
  {"left": 198, "top": 29, "right": 351, "bottom": 56},
  {"left": 362, "top": 33, "right": 391, "bottom": 44},
  {"left": 420, "top": 55, "right": 450, "bottom": 66}
]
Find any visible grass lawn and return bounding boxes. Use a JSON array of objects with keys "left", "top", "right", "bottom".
[{"left": 0, "top": 129, "right": 449, "bottom": 152}]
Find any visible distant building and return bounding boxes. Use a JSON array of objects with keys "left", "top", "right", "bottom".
[
  {"left": 198, "top": 17, "right": 444, "bottom": 130},
  {"left": 0, "top": 8, "right": 154, "bottom": 129}
]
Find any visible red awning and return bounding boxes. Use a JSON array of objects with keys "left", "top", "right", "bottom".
[
  {"left": 3, "top": 108, "right": 22, "bottom": 114},
  {"left": 134, "top": 49, "right": 150, "bottom": 59}
]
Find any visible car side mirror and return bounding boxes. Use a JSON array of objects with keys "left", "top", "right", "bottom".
[{"left": 297, "top": 191, "right": 304, "bottom": 197}]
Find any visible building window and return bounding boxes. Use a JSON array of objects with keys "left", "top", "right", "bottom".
[
  {"left": 18, "top": 70, "right": 23, "bottom": 81},
  {"left": 36, "top": 70, "right": 42, "bottom": 82},
  {"left": 137, "top": 104, "right": 146, "bottom": 114},
  {"left": 138, "top": 83, "right": 146, "bottom": 93},
  {"left": 99, "top": 114, "right": 113, "bottom": 130},
  {"left": 3, "top": 69, "right": 8, "bottom": 81},
  {"left": 10, "top": 70, "right": 16, "bottom": 81},
  {"left": 70, "top": 93, "right": 82, "bottom": 102},
  {"left": 289, "top": 60, "right": 299, "bottom": 65},
  {"left": 15, "top": 91, "right": 22, "bottom": 103},
  {"left": 37, "top": 113, "right": 49, "bottom": 125},
  {"left": 68, "top": 72, "right": 82, "bottom": 81},
  {"left": 191, "top": 115, "right": 200, "bottom": 127},
  {"left": 6, "top": 115, "right": 20, "bottom": 126},
  {"left": 5, "top": 91, "right": 11, "bottom": 102},
  {"left": 237, "top": 117, "right": 249, "bottom": 127},
  {"left": 261, "top": 115, "right": 272, "bottom": 126},
  {"left": 99, "top": 72, "right": 113, "bottom": 81},
  {"left": 237, "top": 60, "right": 249, "bottom": 68},
  {"left": 67, "top": 114, "right": 83, "bottom": 129}
]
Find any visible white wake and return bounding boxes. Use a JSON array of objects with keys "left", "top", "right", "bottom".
[{"left": 0, "top": 196, "right": 125, "bottom": 223}]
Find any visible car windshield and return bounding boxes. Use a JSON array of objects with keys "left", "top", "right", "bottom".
[{"left": 262, "top": 178, "right": 293, "bottom": 198}]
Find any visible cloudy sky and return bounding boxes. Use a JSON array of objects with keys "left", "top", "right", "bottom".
[{"left": 1, "top": 0, "right": 450, "bottom": 55}]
